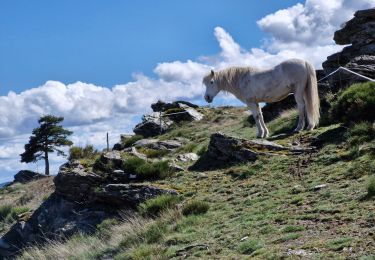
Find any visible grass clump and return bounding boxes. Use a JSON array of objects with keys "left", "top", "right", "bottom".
[
  {"left": 138, "top": 148, "right": 169, "bottom": 158},
  {"left": 237, "top": 239, "right": 263, "bottom": 255},
  {"left": 0, "top": 205, "right": 29, "bottom": 223},
  {"left": 327, "top": 237, "right": 353, "bottom": 251},
  {"left": 69, "top": 144, "right": 98, "bottom": 161},
  {"left": 366, "top": 176, "right": 375, "bottom": 198},
  {"left": 123, "top": 157, "right": 173, "bottom": 181},
  {"left": 182, "top": 200, "right": 209, "bottom": 216},
  {"left": 139, "top": 195, "right": 181, "bottom": 217},
  {"left": 345, "top": 122, "right": 375, "bottom": 146},
  {"left": 112, "top": 134, "right": 143, "bottom": 150},
  {"left": 330, "top": 82, "right": 375, "bottom": 124}
]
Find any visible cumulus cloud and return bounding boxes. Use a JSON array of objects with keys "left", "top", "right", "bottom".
[
  {"left": 257, "top": 0, "right": 375, "bottom": 52},
  {"left": 1, "top": 0, "right": 372, "bottom": 181}
]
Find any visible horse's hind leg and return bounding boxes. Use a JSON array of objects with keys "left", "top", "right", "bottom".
[
  {"left": 294, "top": 90, "right": 306, "bottom": 132},
  {"left": 248, "top": 102, "right": 267, "bottom": 138}
]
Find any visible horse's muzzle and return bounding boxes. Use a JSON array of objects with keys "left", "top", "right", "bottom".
[{"left": 204, "top": 95, "right": 213, "bottom": 103}]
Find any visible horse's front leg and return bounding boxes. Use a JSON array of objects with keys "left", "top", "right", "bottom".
[{"left": 248, "top": 102, "right": 268, "bottom": 138}]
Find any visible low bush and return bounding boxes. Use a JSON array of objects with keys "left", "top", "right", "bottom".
[
  {"left": 0, "top": 205, "right": 29, "bottom": 222},
  {"left": 121, "top": 135, "right": 143, "bottom": 148},
  {"left": 182, "top": 200, "right": 209, "bottom": 216},
  {"left": 345, "top": 122, "right": 375, "bottom": 146},
  {"left": 0, "top": 205, "right": 12, "bottom": 221},
  {"left": 69, "top": 144, "right": 98, "bottom": 161},
  {"left": 139, "top": 195, "right": 181, "bottom": 217},
  {"left": 367, "top": 176, "right": 375, "bottom": 198},
  {"left": 137, "top": 148, "right": 169, "bottom": 158},
  {"left": 237, "top": 239, "right": 263, "bottom": 254},
  {"left": 330, "top": 82, "right": 375, "bottom": 124}
]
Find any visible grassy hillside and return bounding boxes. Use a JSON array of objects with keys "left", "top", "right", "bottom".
[{"left": 2, "top": 103, "right": 375, "bottom": 259}]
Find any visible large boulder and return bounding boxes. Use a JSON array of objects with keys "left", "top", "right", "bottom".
[
  {"left": 54, "top": 161, "right": 104, "bottom": 203},
  {"left": 207, "top": 132, "right": 314, "bottom": 162},
  {"left": 322, "top": 8, "right": 375, "bottom": 90},
  {"left": 133, "top": 112, "right": 173, "bottom": 137},
  {"left": 13, "top": 170, "right": 46, "bottom": 184},
  {"left": 165, "top": 103, "right": 203, "bottom": 122}
]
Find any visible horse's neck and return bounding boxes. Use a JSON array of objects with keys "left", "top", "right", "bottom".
[{"left": 219, "top": 75, "right": 246, "bottom": 97}]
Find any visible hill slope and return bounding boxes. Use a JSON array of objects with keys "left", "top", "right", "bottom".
[{"left": 2, "top": 105, "right": 374, "bottom": 259}]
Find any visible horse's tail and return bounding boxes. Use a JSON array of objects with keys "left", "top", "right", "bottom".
[{"left": 304, "top": 61, "right": 320, "bottom": 128}]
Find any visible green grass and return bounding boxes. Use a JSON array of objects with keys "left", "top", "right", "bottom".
[
  {"left": 366, "top": 176, "right": 375, "bottom": 198},
  {"left": 330, "top": 82, "right": 375, "bottom": 124},
  {"left": 237, "top": 239, "right": 263, "bottom": 254},
  {"left": 139, "top": 195, "right": 181, "bottom": 217},
  {"left": 181, "top": 200, "right": 209, "bottom": 216},
  {"left": 13, "top": 106, "right": 375, "bottom": 259}
]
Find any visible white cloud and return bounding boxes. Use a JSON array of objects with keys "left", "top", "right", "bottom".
[{"left": 1, "top": 0, "right": 372, "bottom": 182}]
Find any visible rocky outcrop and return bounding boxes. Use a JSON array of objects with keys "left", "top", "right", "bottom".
[
  {"left": 96, "top": 184, "right": 178, "bottom": 206},
  {"left": 134, "top": 139, "right": 182, "bottom": 150},
  {"left": 165, "top": 103, "right": 204, "bottom": 122},
  {"left": 54, "top": 161, "right": 104, "bottom": 203},
  {"left": 1, "top": 158, "right": 178, "bottom": 256},
  {"left": 322, "top": 8, "right": 375, "bottom": 90},
  {"left": 14, "top": 170, "right": 46, "bottom": 184},
  {"left": 151, "top": 100, "right": 199, "bottom": 112},
  {"left": 191, "top": 132, "right": 313, "bottom": 170},
  {"left": 133, "top": 112, "right": 173, "bottom": 137}
]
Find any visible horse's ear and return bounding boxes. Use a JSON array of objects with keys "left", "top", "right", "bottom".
[{"left": 210, "top": 70, "right": 215, "bottom": 77}]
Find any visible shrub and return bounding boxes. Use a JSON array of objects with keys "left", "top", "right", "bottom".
[
  {"left": 0, "top": 205, "right": 29, "bottom": 222},
  {"left": 138, "top": 148, "right": 169, "bottom": 158},
  {"left": 182, "top": 200, "right": 209, "bottom": 216},
  {"left": 139, "top": 195, "right": 181, "bottom": 217},
  {"left": 237, "top": 239, "right": 263, "bottom": 254},
  {"left": 330, "top": 82, "right": 375, "bottom": 124},
  {"left": 123, "top": 157, "right": 173, "bottom": 181},
  {"left": 122, "top": 135, "right": 143, "bottom": 148},
  {"left": 367, "top": 176, "right": 375, "bottom": 198},
  {"left": 69, "top": 144, "right": 98, "bottom": 161},
  {"left": 0, "top": 205, "right": 12, "bottom": 221},
  {"left": 123, "top": 157, "right": 146, "bottom": 173},
  {"left": 345, "top": 122, "right": 375, "bottom": 146}
]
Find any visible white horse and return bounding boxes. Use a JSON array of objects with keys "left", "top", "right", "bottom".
[{"left": 203, "top": 58, "right": 320, "bottom": 138}]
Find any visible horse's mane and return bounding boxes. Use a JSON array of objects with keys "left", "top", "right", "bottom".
[{"left": 203, "top": 66, "right": 260, "bottom": 92}]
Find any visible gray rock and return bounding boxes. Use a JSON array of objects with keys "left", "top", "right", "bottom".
[
  {"left": 134, "top": 139, "right": 182, "bottom": 150},
  {"left": 322, "top": 8, "right": 375, "bottom": 91},
  {"left": 151, "top": 100, "right": 199, "bottom": 112},
  {"left": 177, "top": 153, "right": 199, "bottom": 162},
  {"left": 54, "top": 162, "right": 104, "bottom": 203},
  {"left": 96, "top": 183, "right": 178, "bottom": 206},
  {"left": 133, "top": 112, "right": 173, "bottom": 137},
  {"left": 206, "top": 132, "right": 312, "bottom": 164},
  {"left": 312, "top": 184, "right": 328, "bottom": 191},
  {"left": 166, "top": 103, "right": 203, "bottom": 122},
  {"left": 14, "top": 170, "right": 46, "bottom": 184}
]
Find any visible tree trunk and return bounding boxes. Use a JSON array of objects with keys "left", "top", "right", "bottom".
[{"left": 44, "top": 150, "right": 50, "bottom": 176}]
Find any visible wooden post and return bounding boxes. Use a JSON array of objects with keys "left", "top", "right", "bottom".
[
  {"left": 159, "top": 111, "right": 162, "bottom": 134},
  {"left": 106, "top": 132, "right": 109, "bottom": 151}
]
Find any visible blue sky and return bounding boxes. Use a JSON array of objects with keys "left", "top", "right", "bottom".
[
  {"left": 0, "top": 0, "right": 302, "bottom": 94},
  {"left": 1, "top": 0, "right": 373, "bottom": 182}
]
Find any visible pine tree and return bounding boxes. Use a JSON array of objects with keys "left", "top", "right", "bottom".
[{"left": 20, "top": 115, "right": 73, "bottom": 175}]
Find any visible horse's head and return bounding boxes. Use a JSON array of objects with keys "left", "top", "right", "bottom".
[{"left": 202, "top": 70, "right": 219, "bottom": 103}]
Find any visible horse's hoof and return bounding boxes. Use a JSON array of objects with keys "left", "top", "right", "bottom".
[
  {"left": 293, "top": 128, "right": 302, "bottom": 133},
  {"left": 306, "top": 125, "right": 315, "bottom": 131}
]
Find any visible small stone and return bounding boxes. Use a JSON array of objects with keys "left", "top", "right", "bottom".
[
  {"left": 240, "top": 236, "right": 249, "bottom": 241},
  {"left": 313, "top": 184, "right": 328, "bottom": 191},
  {"left": 177, "top": 153, "right": 199, "bottom": 162}
]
